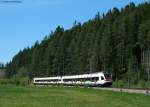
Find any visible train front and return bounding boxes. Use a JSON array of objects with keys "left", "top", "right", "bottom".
[{"left": 103, "top": 72, "right": 112, "bottom": 86}]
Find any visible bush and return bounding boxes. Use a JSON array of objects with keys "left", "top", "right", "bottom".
[
  {"left": 0, "top": 79, "right": 8, "bottom": 85},
  {"left": 19, "top": 77, "right": 29, "bottom": 86},
  {"left": 0, "top": 77, "right": 29, "bottom": 86},
  {"left": 112, "top": 80, "right": 127, "bottom": 88},
  {"left": 137, "top": 80, "right": 149, "bottom": 88}
]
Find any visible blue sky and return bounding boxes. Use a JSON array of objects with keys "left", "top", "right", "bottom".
[{"left": 0, "top": 0, "right": 148, "bottom": 64}]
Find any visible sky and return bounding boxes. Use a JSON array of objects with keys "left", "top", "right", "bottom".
[{"left": 0, "top": 0, "right": 148, "bottom": 64}]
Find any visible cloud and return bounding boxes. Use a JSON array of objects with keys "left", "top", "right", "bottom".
[
  {"left": 0, "top": 0, "right": 62, "bottom": 11},
  {"left": 23, "top": 0, "right": 62, "bottom": 6}
]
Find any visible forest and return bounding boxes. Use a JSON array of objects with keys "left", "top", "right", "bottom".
[{"left": 3, "top": 2, "right": 150, "bottom": 87}]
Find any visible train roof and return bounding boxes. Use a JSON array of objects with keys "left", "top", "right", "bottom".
[{"left": 34, "top": 72, "right": 104, "bottom": 80}]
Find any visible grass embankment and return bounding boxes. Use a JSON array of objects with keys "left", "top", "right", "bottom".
[{"left": 0, "top": 85, "right": 149, "bottom": 107}]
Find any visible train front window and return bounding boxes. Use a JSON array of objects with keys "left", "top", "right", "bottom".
[
  {"left": 104, "top": 72, "right": 112, "bottom": 80},
  {"left": 104, "top": 74, "right": 111, "bottom": 78}
]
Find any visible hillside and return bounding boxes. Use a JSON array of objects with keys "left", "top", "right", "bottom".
[{"left": 6, "top": 2, "right": 150, "bottom": 86}]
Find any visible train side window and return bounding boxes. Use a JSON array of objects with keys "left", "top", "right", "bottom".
[{"left": 101, "top": 76, "right": 104, "bottom": 80}]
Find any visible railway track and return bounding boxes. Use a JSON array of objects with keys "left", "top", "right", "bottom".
[
  {"left": 94, "top": 87, "right": 150, "bottom": 95},
  {"left": 36, "top": 84, "right": 150, "bottom": 95}
]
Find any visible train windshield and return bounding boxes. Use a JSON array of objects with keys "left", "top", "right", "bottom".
[{"left": 103, "top": 72, "right": 112, "bottom": 80}]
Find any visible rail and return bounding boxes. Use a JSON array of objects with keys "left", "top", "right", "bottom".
[{"left": 94, "top": 87, "right": 150, "bottom": 95}]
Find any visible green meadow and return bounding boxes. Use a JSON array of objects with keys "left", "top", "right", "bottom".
[{"left": 0, "top": 85, "right": 149, "bottom": 107}]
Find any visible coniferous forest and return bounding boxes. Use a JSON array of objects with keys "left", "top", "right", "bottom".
[{"left": 4, "top": 2, "right": 150, "bottom": 87}]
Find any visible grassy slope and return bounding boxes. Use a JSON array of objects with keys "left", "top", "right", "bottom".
[{"left": 0, "top": 86, "right": 149, "bottom": 107}]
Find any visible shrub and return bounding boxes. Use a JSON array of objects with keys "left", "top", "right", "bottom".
[
  {"left": 0, "top": 77, "right": 29, "bottom": 86},
  {"left": 19, "top": 77, "right": 29, "bottom": 86},
  {"left": 137, "top": 80, "right": 149, "bottom": 88},
  {"left": 112, "top": 80, "right": 127, "bottom": 88}
]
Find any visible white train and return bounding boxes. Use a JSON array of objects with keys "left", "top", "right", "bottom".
[{"left": 33, "top": 72, "right": 112, "bottom": 87}]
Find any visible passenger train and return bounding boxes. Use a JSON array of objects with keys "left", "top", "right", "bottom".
[{"left": 33, "top": 72, "right": 112, "bottom": 87}]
